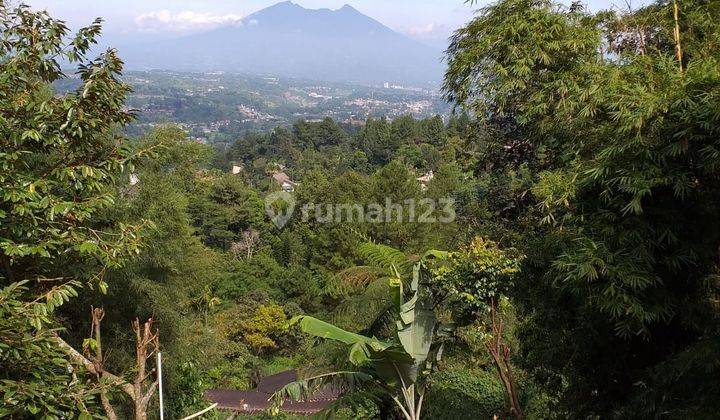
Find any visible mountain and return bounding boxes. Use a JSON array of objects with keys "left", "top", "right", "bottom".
[{"left": 120, "top": 2, "right": 444, "bottom": 84}]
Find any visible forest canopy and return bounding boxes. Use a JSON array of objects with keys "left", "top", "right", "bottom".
[{"left": 1, "top": 0, "right": 719, "bottom": 418}]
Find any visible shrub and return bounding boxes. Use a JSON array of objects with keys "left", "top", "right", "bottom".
[{"left": 424, "top": 368, "right": 505, "bottom": 419}]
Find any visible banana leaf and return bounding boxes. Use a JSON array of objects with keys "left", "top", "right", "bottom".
[
  {"left": 389, "top": 261, "right": 437, "bottom": 384},
  {"left": 291, "top": 315, "right": 396, "bottom": 366}
]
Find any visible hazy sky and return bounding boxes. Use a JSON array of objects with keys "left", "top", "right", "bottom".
[{"left": 24, "top": 0, "right": 649, "bottom": 44}]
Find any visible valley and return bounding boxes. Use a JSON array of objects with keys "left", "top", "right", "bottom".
[{"left": 119, "top": 71, "right": 450, "bottom": 144}]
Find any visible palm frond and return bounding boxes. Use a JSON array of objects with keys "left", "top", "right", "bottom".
[{"left": 270, "top": 371, "right": 374, "bottom": 407}]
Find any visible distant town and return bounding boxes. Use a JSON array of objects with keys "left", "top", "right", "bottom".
[{"left": 56, "top": 70, "right": 450, "bottom": 146}]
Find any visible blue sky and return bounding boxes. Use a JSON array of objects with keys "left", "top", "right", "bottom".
[{"left": 25, "top": 0, "right": 650, "bottom": 44}]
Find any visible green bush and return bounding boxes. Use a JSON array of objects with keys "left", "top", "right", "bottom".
[
  {"left": 330, "top": 391, "right": 382, "bottom": 419},
  {"left": 424, "top": 368, "right": 505, "bottom": 419}
]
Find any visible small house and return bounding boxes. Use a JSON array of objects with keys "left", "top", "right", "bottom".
[
  {"left": 417, "top": 170, "right": 434, "bottom": 191},
  {"left": 272, "top": 171, "right": 298, "bottom": 192}
]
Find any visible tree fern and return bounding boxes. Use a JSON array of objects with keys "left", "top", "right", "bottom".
[
  {"left": 356, "top": 241, "right": 413, "bottom": 278},
  {"left": 331, "top": 278, "right": 392, "bottom": 333}
]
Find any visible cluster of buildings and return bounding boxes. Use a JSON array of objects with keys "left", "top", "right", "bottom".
[
  {"left": 416, "top": 170, "right": 434, "bottom": 191},
  {"left": 382, "top": 82, "right": 431, "bottom": 93},
  {"left": 343, "top": 98, "right": 433, "bottom": 118},
  {"left": 237, "top": 105, "right": 276, "bottom": 122},
  {"left": 123, "top": 71, "right": 449, "bottom": 137},
  {"left": 307, "top": 91, "right": 333, "bottom": 100}
]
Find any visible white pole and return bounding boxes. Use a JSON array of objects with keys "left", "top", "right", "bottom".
[{"left": 157, "top": 352, "right": 164, "bottom": 420}]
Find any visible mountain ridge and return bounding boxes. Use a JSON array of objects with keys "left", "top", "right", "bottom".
[{"left": 121, "top": 2, "right": 444, "bottom": 84}]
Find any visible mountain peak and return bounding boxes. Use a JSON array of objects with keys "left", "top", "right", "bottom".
[
  {"left": 268, "top": 1, "right": 303, "bottom": 11},
  {"left": 337, "top": 4, "right": 363, "bottom": 15},
  {"left": 127, "top": 0, "right": 443, "bottom": 83}
]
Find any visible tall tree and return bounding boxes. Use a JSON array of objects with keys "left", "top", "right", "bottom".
[
  {"left": 445, "top": 0, "right": 720, "bottom": 416},
  {"left": 0, "top": 3, "right": 150, "bottom": 416},
  {"left": 360, "top": 117, "right": 396, "bottom": 166}
]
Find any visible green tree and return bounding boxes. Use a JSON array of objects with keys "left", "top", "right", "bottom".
[
  {"left": 445, "top": 0, "right": 720, "bottom": 416},
  {"left": 360, "top": 117, "right": 396, "bottom": 166},
  {"left": 419, "top": 143, "right": 443, "bottom": 171},
  {"left": 276, "top": 238, "right": 524, "bottom": 419},
  {"left": 420, "top": 116, "right": 448, "bottom": 147},
  {"left": 0, "top": 4, "right": 150, "bottom": 416},
  {"left": 391, "top": 115, "right": 422, "bottom": 145},
  {"left": 293, "top": 118, "right": 350, "bottom": 149},
  {"left": 0, "top": 282, "right": 97, "bottom": 417},
  {"left": 189, "top": 173, "right": 265, "bottom": 250},
  {"left": 368, "top": 161, "right": 426, "bottom": 249}
]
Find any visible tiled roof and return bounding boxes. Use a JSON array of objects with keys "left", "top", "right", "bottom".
[
  {"left": 204, "top": 370, "right": 340, "bottom": 415},
  {"left": 272, "top": 172, "right": 294, "bottom": 185}
]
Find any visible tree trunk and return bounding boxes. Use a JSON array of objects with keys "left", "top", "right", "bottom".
[
  {"left": 486, "top": 300, "right": 523, "bottom": 419},
  {"left": 131, "top": 318, "right": 160, "bottom": 420},
  {"left": 134, "top": 403, "right": 147, "bottom": 420},
  {"left": 89, "top": 308, "right": 120, "bottom": 420},
  {"left": 57, "top": 309, "right": 159, "bottom": 420}
]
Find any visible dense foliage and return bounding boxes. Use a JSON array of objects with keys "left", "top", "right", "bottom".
[
  {"left": 0, "top": 3, "right": 149, "bottom": 417},
  {"left": 446, "top": 0, "right": 720, "bottom": 416},
  {"left": 2, "top": 0, "right": 719, "bottom": 418}
]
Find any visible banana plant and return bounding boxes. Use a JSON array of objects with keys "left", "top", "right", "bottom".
[{"left": 272, "top": 251, "right": 452, "bottom": 420}]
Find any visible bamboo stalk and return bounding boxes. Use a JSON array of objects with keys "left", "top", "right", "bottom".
[{"left": 673, "top": 0, "right": 683, "bottom": 71}]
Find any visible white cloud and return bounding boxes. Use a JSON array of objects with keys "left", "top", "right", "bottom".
[
  {"left": 401, "top": 22, "right": 452, "bottom": 40},
  {"left": 404, "top": 23, "right": 438, "bottom": 37},
  {"left": 134, "top": 10, "right": 243, "bottom": 32}
]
